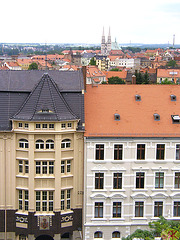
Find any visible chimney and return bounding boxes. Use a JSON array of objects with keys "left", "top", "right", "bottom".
[
  {"left": 82, "top": 66, "right": 86, "bottom": 91},
  {"left": 132, "top": 75, "right": 136, "bottom": 84}
]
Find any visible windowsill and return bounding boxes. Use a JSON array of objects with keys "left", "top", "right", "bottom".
[
  {"left": 131, "top": 217, "right": 147, "bottom": 220},
  {"left": 153, "top": 160, "right": 167, "bottom": 163},
  {"left": 173, "top": 160, "right": 180, "bottom": 163},
  {"left": 111, "top": 160, "right": 124, "bottom": 163},
  {"left": 109, "top": 218, "right": 125, "bottom": 221},
  {"left": 16, "top": 149, "right": 29, "bottom": 152},
  {"left": 91, "top": 218, "right": 107, "bottom": 221},
  {"left": 171, "top": 189, "right": 180, "bottom": 191},
  {"left": 34, "top": 212, "right": 55, "bottom": 216},
  {"left": 16, "top": 174, "right": 29, "bottom": 178},
  {"left": 132, "top": 189, "right": 148, "bottom": 192},
  {"left": 60, "top": 210, "right": 73, "bottom": 215},
  {"left": 61, "top": 149, "right": 73, "bottom": 152},
  {"left": 61, "top": 174, "right": 73, "bottom": 178},
  {"left": 151, "top": 189, "right": 167, "bottom": 192},
  {"left": 34, "top": 149, "right": 55, "bottom": 152},
  {"left": 110, "top": 189, "right": 126, "bottom": 192},
  {"left": 134, "top": 160, "right": 147, "bottom": 163},
  {"left": 15, "top": 211, "right": 28, "bottom": 215},
  {"left": 93, "top": 160, "right": 107, "bottom": 164},
  {"left": 35, "top": 175, "right": 55, "bottom": 179},
  {"left": 91, "top": 189, "right": 108, "bottom": 192}
]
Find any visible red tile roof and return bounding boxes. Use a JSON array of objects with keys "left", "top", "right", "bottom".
[{"left": 85, "top": 85, "right": 180, "bottom": 137}]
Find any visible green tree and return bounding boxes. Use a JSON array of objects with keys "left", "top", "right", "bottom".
[
  {"left": 89, "top": 57, "right": 96, "bottom": 66},
  {"left": 28, "top": 62, "right": 38, "bottom": 70},
  {"left": 110, "top": 68, "right": 122, "bottom": 71},
  {"left": 108, "top": 76, "right": 125, "bottom": 84},
  {"left": 135, "top": 70, "right": 150, "bottom": 84},
  {"left": 167, "top": 60, "right": 177, "bottom": 68},
  {"left": 122, "top": 229, "right": 153, "bottom": 240},
  {"left": 160, "top": 78, "right": 175, "bottom": 85}
]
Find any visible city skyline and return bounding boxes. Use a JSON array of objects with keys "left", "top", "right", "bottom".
[{"left": 1, "top": 0, "right": 180, "bottom": 45}]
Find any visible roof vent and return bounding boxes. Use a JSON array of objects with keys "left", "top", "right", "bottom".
[
  {"left": 135, "top": 94, "right": 141, "bottom": 101},
  {"left": 114, "top": 113, "right": 120, "bottom": 121},
  {"left": 170, "top": 95, "right": 176, "bottom": 101},
  {"left": 172, "top": 115, "right": 180, "bottom": 123},
  {"left": 154, "top": 113, "right": 160, "bottom": 121}
]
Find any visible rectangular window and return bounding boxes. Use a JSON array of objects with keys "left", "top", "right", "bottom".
[
  {"left": 19, "top": 190, "right": 28, "bottom": 211},
  {"left": 36, "top": 161, "right": 41, "bottom": 174},
  {"left": 95, "top": 202, "right": 103, "bottom": 218},
  {"left": 67, "top": 160, "right": 71, "bottom": 173},
  {"left": 24, "top": 123, "right": 29, "bottom": 128},
  {"left": 49, "top": 124, "right": 54, "bottom": 129},
  {"left": 19, "top": 160, "right": 23, "bottom": 173},
  {"left": 154, "top": 201, "right": 163, "bottom": 217},
  {"left": 176, "top": 144, "right": 180, "bottom": 160},
  {"left": 174, "top": 201, "right": 180, "bottom": 216},
  {"left": 42, "top": 161, "right": 47, "bottom": 174},
  {"left": 24, "top": 190, "right": 29, "bottom": 211},
  {"left": 61, "top": 161, "right": 65, "bottom": 173},
  {"left": 137, "top": 144, "right": 145, "bottom": 160},
  {"left": 114, "top": 144, "right": 123, "bottom": 160},
  {"left": 95, "top": 173, "right": 104, "bottom": 189},
  {"left": 175, "top": 172, "right": 180, "bottom": 188},
  {"left": 36, "top": 161, "right": 53, "bottom": 175},
  {"left": 25, "top": 161, "right": 29, "bottom": 173},
  {"left": 136, "top": 172, "right": 145, "bottom": 189},
  {"left": 49, "top": 161, "right": 54, "bottom": 174},
  {"left": 67, "top": 190, "right": 71, "bottom": 209},
  {"left": 61, "top": 190, "right": 65, "bottom": 210},
  {"left": 113, "top": 202, "right": 121, "bottom": 218},
  {"left": 135, "top": 201, "right": 144, "bottom": 217},
  {"left": 19, "top": 160, "right": 29, "bottom": 174},
  {"left": 42, "top": 124, "right": 47, "bottom": 129},
  {"left": 19, "top": 190, "right": 23, "bottom": 210},
  {"left": 156, "top": 144, "right": 165, "bottom": 160},
  {"left": 113, "top": 173, "right": 122, "bottom": 189},
  {"left": 67, "top": 123, "right": 72, "bottom": 128},
  {"left": 96, "top": 144, "right": 104, "bottom": 160},
  {"left": 18, "top": 122, "right": 23, "bottom": 128},
  {"left": 35, "top": 191, "right": 54, "bottom": 212},
  {"left": 36, "top": 123, "right": 41, "bottom": 129},
  {"left": 155, "top": 172, "right": 164, "bottom": 189},
  {"left": 61, "top": 123, "right": 66, "bottom": 129}
]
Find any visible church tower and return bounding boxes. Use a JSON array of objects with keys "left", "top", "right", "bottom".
[{"left": 101, "top": 27, "right": 111, "bottom": 55}]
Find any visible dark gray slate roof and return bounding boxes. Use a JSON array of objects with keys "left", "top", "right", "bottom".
[
  {"left": 0, "top": 70, "right": 84, "bottom": 131},
  {"left": 0, "top": 70, "right": 84, "bottom": 92},
  {"left": 11, "top": 73, "right": 78, "bottom": 121}
]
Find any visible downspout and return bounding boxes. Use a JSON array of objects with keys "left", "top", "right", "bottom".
[{"left": 4, "top": 134, "right": 7, "bottom": 240}]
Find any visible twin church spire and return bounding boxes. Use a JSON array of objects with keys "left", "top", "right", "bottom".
[{"left": 101, "top": 27, "right": 111, "bottom": 55}]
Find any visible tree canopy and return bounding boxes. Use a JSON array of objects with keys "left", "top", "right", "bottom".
[
  {"left": 28, "top": 62, "right": 38, "bottom": 70},
  {"left": 135, "top": 70, "right": 150, "bottom": 84},
  {"left": 108, "top": 76, "right": 125, "bottom": 84},
  {"left": 89, "top": 57, "right": 96, "bottom": 66}
]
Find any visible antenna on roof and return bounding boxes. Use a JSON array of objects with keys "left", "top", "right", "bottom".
[
  {"left": 173, "top": 34, "right": 175, "bottom": 48},
  {"left": 45, "top": 41, "right": 48, "bottom": 71}
]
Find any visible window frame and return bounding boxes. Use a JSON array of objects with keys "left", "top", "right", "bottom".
[
  {"left": 155, "top": 172, "right": 164, "bottom": 189},
  {"left": 19, "top": 139, "right": 29, "bottom": 149},
  {"left": 113, "top": 202, "right": 121, "bottom": 218},
  {"left": 95, "top": 144, "right": 104, "bottom": 160},
  {"left": 156, "top": 144, "right": 165, "bottom": 160},
  {"left": 137, "top": 144, "right": 145, "bottom": 160},
  {"left": 113, "top": 172, "right": 122, "bottom": 189},
  {"left": 175, "top": 172, "right": 180, "bottom": 189},
  {"left": 94, "top": 202, "right": 103, "bottom": 218},
  {"left": 114, "top": 144, "right": 123, "bottom": 160},
  {"left": 154, "top": 201, "right": 163, "bottom": 217},
  {"left": 35, "top": 139, "right": 44, "bottom": 149},
  {"left": 135, "top": 201, "right": 144, "bottom": 217},
  {"left": 95, "top": 172, "right": 104, "bottom": 189},
  {"left": 61, "top": 139, "right": 71, "bottom": 149},
  {"left": 35, "top": 161, "right": 54, "bottom": 175},
  {"left": 176, "top": 144, "right": 180, "bottom": 160},
  {"left": 136, "top": 172, "right": 145, "bottom": 189},
  {"left": 35, "top": 191, "right": 54, "bottom": 212},
  {"left": 174, "top": 201, "right": 180, "bottom": 217}
]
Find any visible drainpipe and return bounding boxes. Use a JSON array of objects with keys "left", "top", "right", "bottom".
[{"left": 4, "top": 134, "right": 7, "bottom": 240}]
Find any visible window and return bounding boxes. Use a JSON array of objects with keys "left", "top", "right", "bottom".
[
  {"left": 113, "top": 202, "right": 121, "bottom": 218},
  {"left": 19, "top": 139, "right": 28, "bottom": 148},
  {"left": 42, "top": 123, "right": 47, "bottom": 129},
  {"left": 154, "top": 201, "right": 163, "bottom": 217},
  {"left": 170, "top": 95, "right": 176, "bottom": 101},
  {"left": 95, "top": 173, "right": 104, "bottom": 189},
  {"left": 112, "top": 231, "right": 120, "bottom": 238},
  {"left": 95, "top": 144, "right": 104, "bottom": 160},
  {"left": 61, "top": 189, "right": 71, "bottom": 211},
  {"left": 94, "top": 231, "right": 103, "bottom": 238},
  {"left": 135, "top": 201, "right": 144, "bottom": 217},
  {"left": 114, "top": 114, "right": 120, "bottom": 121},
  {"left": 175, "top": 172, "right": 180, "bottom": 188},
  {"left": 18, "top": 160, "right": 29, "bottom": 174},
  {"left": 24, "top": 123, "right": 29, "bottom": 128},
  {"left": 114, "top": 144, "right": 123, "bottom": 160},
  {"left": 36, "top": 191, "right": 53, "bottom": 212},
  {"left": 61, "top": 123, "right": 66, "bottom": 129},
  {"left": 46, "top": 139, "right": 54, "bottom": 149},
  {"left": 49, "top": 124, "right": 54, "bottom": 129},
  {"left": 35, "top": 161, "right": 54, "bottom": 175},
  {"left": 154, "top": 113, "right": 160, "bottom": 121},
  {"left": 137, "top": 144, "right": 145, "bottom": 160},
  {"left": 135, "top": 95, "right": 141, "bottom": 101},
  {"left": 36, "top": 139, "right": 44, "bottom": 149},
  {"left": 61, "top": 160, "right": 71, "bottom": 174},
  {"left": 155, "top": 172, "right": 164, "bottom": 189},
  {"left": 176, "top": 145, "right": 180, "bottom": 160},
  {"left": 136, "top": 172, "right": 145, "bottom": 189},
  {"left": 113, "top": 173, "right": 122, "bottom": 189},
  {"left": 18, "top": 122, "right": 23, "bottom": 128},
  {"left": 19, "top": 235, "right": 26, "bottom": 240},
  {"left": 67, "top": 122, "right": 72, "bottom": 128},
  {"left": 156, "top": 144, "right": 165, "bottom": 160},
  {"left": 174, "top": 201, "right": 180, "bottom": 217},
  {"left": 61, "top": 139, "right": 71, "bottom": 149},
  {"left": 95, "top": 202, "right": 103, "bottom": 218},
  {"left": 18, "top": 190, "right": 28, "bottom": 211},
  {"left": 36, "top": 123, "right": 41, "bottom": 129}
]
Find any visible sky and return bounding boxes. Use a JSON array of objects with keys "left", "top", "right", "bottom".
[{"left": 1, "top": 0, "right": 180, "bottom": 45}]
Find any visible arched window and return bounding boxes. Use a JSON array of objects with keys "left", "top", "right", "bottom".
[
  {"left": 61, "top": 139, "right": 71, "bottom": 149},
  {"left": 19, "top": 139, "right": 28, "bottom": 148},
  {"left": 112, "top": 231, "right": 120, "bottom": 238},
  {"left": 36, "top": 139, "right": 44, "bottom": 149},
  {"left": 46, "top": 139, "right": 54, "bottom": 149},
  {"left": 94, "top": 231, "right": 103, "bottom": 238}
]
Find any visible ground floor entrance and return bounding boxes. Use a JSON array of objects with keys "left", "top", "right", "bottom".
[{"left": 35, "top": 235, "right": 54, "bottom": 240}]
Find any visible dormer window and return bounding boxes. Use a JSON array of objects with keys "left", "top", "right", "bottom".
[
  {"left": 170, "top": 95, "right": 176, "bottom": 101},
  {"left": 135, "top": 95, "right": 141, "bottom": 101},
  {"left": 172, "top": 115, "right": 180, "bottom": 124},
  {"left": 114, "top": 114, "right": 120, "bottom": 121},
  {"left": 154, "top": 113, "right": 160, "bottom": 121}
]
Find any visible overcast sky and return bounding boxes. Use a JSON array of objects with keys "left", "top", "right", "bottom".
[{"left": 1, "top": 0, "right": 180, "bottom": 45}]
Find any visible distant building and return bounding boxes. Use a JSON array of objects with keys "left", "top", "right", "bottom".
[{"left": 101, "top": 27, "right": 111, "bottom": 55}]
